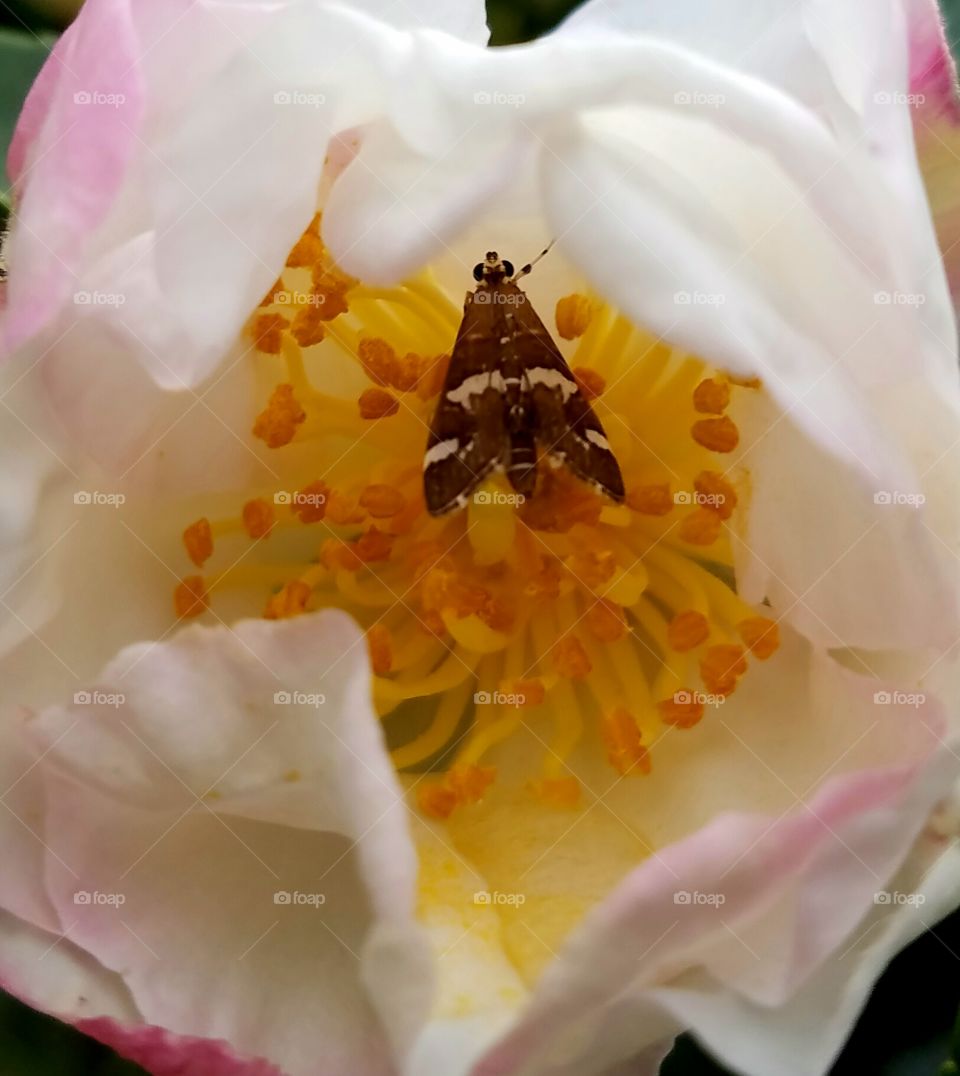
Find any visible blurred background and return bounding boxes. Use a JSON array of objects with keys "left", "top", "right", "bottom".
[{"left": 0, "top": 1, "right": 959, "bottom": 1073}]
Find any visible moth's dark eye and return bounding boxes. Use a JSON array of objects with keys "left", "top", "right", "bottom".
[
  {"left": 501, "top": 260, "right": 514, "bottom": 277},
  {"left": 473, "top": 263, "right": 484, "bottom": 282}
]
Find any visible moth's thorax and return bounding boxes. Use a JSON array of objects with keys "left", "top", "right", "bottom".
[{"left": 174, "top": 214, "right": 778, "bottom": 821}]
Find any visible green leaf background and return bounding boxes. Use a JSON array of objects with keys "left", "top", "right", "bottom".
[{"left": 0, "top": 1, "right": 958, "bottom": 1074}]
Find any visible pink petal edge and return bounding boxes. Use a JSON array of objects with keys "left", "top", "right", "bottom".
[{"left": 77, "top": 1017, "right": 286, "bottom": 1076}]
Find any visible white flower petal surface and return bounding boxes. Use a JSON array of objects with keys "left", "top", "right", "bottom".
[{"left": 7, "top": 612, "right": 432, "bottom": 1076}]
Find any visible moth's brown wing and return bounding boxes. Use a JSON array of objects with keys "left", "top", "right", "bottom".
[
  {"left": 505, "top": 286, "right": 625, "bottom": 502},
  {"left": 424, "top": 291, "right": 507, "bottom": 516}
]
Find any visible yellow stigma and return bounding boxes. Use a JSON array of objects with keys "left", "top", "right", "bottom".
[{"left": 174, "top": 217, "right": 780, "bottom": 816}]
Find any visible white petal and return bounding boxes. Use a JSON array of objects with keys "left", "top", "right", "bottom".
[{"left": 15, "top": 612, "right": 430, "bottom": 1075}]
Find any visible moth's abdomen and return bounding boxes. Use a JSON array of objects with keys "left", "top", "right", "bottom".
[{"left": 506, "top": 426, "right": 538, "bottom": 497}]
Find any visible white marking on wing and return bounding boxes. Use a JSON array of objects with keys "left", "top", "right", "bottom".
[
  {"left": 527, "top": 367, "right": 578, "bottom": 401},
  {"left": 423, "top": 438, "right": 459, "bottom": 470},
  {"left": 446, "top": 371, "right": 504, "bottom": 405},
  {"left": 584, "top": 429, "right": 611, "bottom": 451}
]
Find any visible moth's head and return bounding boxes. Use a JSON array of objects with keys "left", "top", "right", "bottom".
[{"left": 473, "top": 251, "right": 514, "bottom": 284}]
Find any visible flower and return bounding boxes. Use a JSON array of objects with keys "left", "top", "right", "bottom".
[{"left": 1, "top": 1, "right": 959, "bottom": 1075}]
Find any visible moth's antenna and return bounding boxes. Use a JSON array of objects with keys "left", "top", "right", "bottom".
[{"left": 511, "top": 240, "right": 555, "bottom": 283}]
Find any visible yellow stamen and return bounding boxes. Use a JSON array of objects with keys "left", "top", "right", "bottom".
[{"left": 174, "top": 233, "right": 780, "bottom": 817}]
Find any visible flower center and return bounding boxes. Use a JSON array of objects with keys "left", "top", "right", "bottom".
[{"left": 175, "top": 215, "right": 779, "bottom": 815}]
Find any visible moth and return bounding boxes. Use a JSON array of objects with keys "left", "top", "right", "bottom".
[{"left": 424, "top": 250, "right": 625, "bottom": 516}]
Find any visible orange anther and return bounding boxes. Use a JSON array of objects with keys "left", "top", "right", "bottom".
[
  {"left": 553, "top": 636, "right": 592, "bottom": 679},
  {"left": 292, "top": 481, "right": 329, "bottom": 524},
  {"left": 359, "top": 388, "right": 399, "bottom": 419},
  {"left": 692, "top": 377, "right": 731, "bottom": 414},
  {"left": 354, "top": 526, "right": 393, "bottom": 563},
  {"left": 691, "top": 415, "right": 739, "bottom": 453},
  {"left": 183, "top": 517, "right": 213, "bottom": 567},
  {"left": 555, "top": 294, "right": 595, "bottom": 339},
  {"left": 252, "top": 383, "right": 306, "bottom": 448},
  {"left": 324, "top": 490, "right": 366, "bottom": 526},
  {"left": 738, "top": 616, "right": 780, "bottom": 659},
  {"left": 572, "top": 366, "right": 606, "bottom": 400},
  {"left": 694, "top": 471, "right": 737, "bottom": 520},
  {"left": 567, "top": 548, "right": 616, "bottom": 588},
  {"left": 417, "top": 783, "right": 458, "bottom": 819},
  {"left": 290, "top": 305, "right": 326, "bottom": 348},
  {"left": 667, "top": 610, "right": 710, "bottom": 652},
  {"left": 700, "top": 644, "right": 747, "bottom": 696},
  {"left": 242, "top": 498, "right": 275, "bottom": 539},
  {"left": 585, "top": 599, "right": 628, "bottom": 642},
  {"left": 602, "top": 707, "right": 652, "bottom": 775},
  {"left": 658, "top": 692, "right": 706, "bottom": 729},
  {"left": 285, "top": 229, "right": 324, "bottom": 268},
  {"left": 523, "top": 558, "right": 563, "bottom": 600},
  {"left": 626, "top": 483, "right": 673, "bottom": 516},
  {"left": 358, "top": 338, "right": 398, "bottom": 387},
  {"left": 446, "top": 764, "right": 495, "bottom": 803},
  {"left": 367, "top": 623, "right": 393, "bottom": 675},
  {"left": 264, "top": 580, "right": 312, "bottom": 620},
  {"left": 249, "top": 313, "right": 289, "bottom": 354},
  {"left": 678, "top": 507, "right": 723, "bottom": 546}
]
